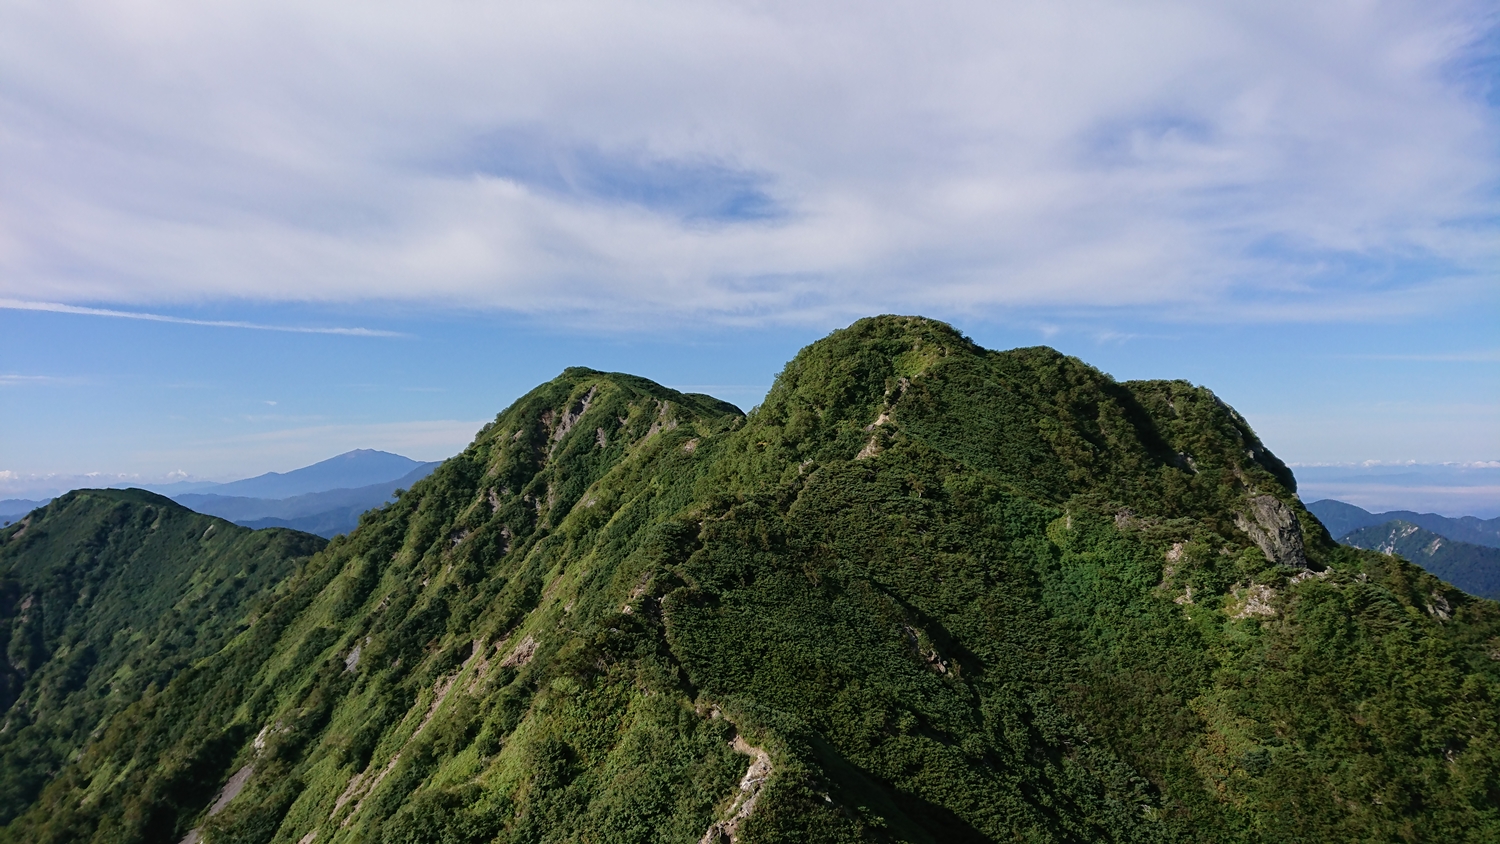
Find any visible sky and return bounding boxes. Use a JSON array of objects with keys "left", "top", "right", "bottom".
[{"left": 2, "top": 1, "right": 1498, "bottom": 513}]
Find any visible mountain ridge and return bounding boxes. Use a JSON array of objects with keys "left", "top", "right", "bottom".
[
  {"left": 3, "top": 316, "right": 1498, "bottom": 843},
  {"left": 1340, "top": 519, "right": 1500, "bottom": 601},
  {"left": 1307, "top": 498, "right": 1500, "bottom": 548},
  {"left": 0, "top": 489, "right": 325, "bottom": 825}
]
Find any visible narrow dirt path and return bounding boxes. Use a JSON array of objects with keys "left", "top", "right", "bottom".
[
  {"left": 699, "top": 732, "right": 772, "bottom": 844},
  {"left": 333, "top": 643, "right": 486, "bottom": 827}
]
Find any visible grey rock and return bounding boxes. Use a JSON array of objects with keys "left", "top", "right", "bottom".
[{"left": 1236, "top": 495, "right": 1310, "bottom": 569}]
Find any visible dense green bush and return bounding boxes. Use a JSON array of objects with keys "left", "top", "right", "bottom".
[{"left": 0, "top": 490, "right": 323, "bottom": 827}]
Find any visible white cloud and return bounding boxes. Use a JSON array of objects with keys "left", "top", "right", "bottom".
[
  {"left": 0, "top": 470, "right": 153, "bottom": 499},
  {"left": 0, "top": 0, "right": 1495, "bottom": 324},
  {"left": 0, "top": 298, "right": 404, "bottom": 335},
  {"left": 0, "top": 374, "right": 66, "bottom": 386}
]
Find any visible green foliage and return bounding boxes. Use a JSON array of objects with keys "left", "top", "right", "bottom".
[
  {"left": 0, "top": 489, "right": 323, "bottom": 827},
  {"left": 4, "top": 316, "right": 1500, "bottom": 844},
  {"left": 1342, "top": 520, "right": 1500, "bottom": 601}
]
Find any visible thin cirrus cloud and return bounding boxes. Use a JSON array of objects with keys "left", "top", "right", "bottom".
[
  {"left": 0, "top": 1, "right": 1495, "bottom": 325},
  {"left": 0, "top": 299, "right": 404, "bottom": 336},
  {"left": 0, "top": 374, "right": 75, "bottom": 387}
]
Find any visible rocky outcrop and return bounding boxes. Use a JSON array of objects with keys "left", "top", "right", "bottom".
[
  {"left": 699, "top": 734, "right": 772, "bottom": 844},
  {"left": 1235, "top": 495, "right": 1310, "bottom": 569}
]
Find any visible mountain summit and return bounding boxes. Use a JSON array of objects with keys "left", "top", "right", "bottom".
[
  {"left": 4, "top": 316, "right": 1498, "bottom": 843},
  {"left": 166, "top": 449, "right": 434, "bottom": 501}
]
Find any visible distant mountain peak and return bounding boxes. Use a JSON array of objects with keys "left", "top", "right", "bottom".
[{"left": 165, "top": 449, "right": 433, "bottom": 501}]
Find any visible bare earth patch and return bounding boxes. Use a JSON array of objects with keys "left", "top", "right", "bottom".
[
  {"left": 176, "top": 763, "right": 254, "bottom": 844},
  {"left": 699, "top": 734, "right": 773, "bottom": 844},
  {"left": 1228, "top": 584, "right": 1277, "bottom": 620}
]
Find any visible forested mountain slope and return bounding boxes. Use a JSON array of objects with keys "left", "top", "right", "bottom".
[
  {"left": 0, "top": 490, "right": 325, "bottom": 825},
  {"left": 4, "top": 316, "right": 1500, "bottom": 844},
  {"left": 1342, "top": 520, "right": 1500, "bottom": 601}
]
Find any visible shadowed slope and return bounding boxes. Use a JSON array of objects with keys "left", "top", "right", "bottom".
[{"left": 0, "top": 490, "right": 324, "bottom": 824}]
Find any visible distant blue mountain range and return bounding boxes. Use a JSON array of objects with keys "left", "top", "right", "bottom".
[
  {"left": 144, "top": 449, "right": 433, "bottom": 499},
  {"left": 1306, "top": 499, "right": 1500, "bottom": 549},
  {"left": 1307, "top": 498, "right": 1500, "bottom": 602},
  {"left": 173, "top": 461, "right": 439, "bottom": 537},
  {"left": 1, "top": 450, "right": 442, "bottom": 537},
  {"left": 0, "top": 499, "right": 52, "bottom": 524}
]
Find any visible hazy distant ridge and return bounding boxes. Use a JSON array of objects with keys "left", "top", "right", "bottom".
[
  {"left": 1339, "top": 520, "right": 1500, "bottom": 602},
  {"left": 2, "top": 450, "right": 443, "bottom": 536},
  {"left": 148, "top": 448, "right": 430, "bottom": 500},
  {"left": 1295, "top": 463, "right": 1500, "bottom": 519},
  {"left": 173, "top": 461, "right": 439, "bottom": 537},
  {"left": 1306, "top": 499, "right": 1500, "bottom": 548},
  {"left": 0, "top": 499, "right": 51, "bottom": 524}
]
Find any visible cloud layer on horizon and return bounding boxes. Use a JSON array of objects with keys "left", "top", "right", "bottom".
[{"left": 1, "top": 0, "right": 1496, "bottom": 325}]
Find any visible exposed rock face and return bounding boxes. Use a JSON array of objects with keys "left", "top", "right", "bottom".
[
  {"left": 1229, "top": 583, "right": 1278, "bottom": 619},
  {"left": 699, "top": 733, "right": 772, "bottom": 844},
  {"left": 499, "top": 634, "right": 538, "bottom": 668},
  {"left": 1236, "top": 495, "right": 1310, "bottom": 569}
]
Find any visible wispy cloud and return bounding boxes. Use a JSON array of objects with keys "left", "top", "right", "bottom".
[
  {"left": 0, "top": 1, "right": 1493, "bottom": 325},
  {"left": 0, "top": 374, "right": 74, "bottom": 386},
  {"left": 1339, "top": 350, "right": 1500, "bottom": 362},
  {"left": 0, "top": 469, "right": 157, "bottom": 498},
  {"left": 0, "top": 299, "right": 405, "bottom": 337},
  {"left": 1291, "top": 460, "right": 1500, "bottom": 472}
]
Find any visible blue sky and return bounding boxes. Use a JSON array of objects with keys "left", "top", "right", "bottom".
[{"left": 1, "top": 1, "right": 1497, "bottom": 512}]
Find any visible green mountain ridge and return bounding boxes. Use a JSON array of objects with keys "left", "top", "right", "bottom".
[
  {"left": 3, "top": 316, "right": 1500, "bottom": 844},
  {"left": 1305, "top": 499, "right": 1500, "bottom": 550},
  {"left": 0, "top": 489, "right": 326, "bottom": 825},
  {"left": 1341, "top": 520, "right": 1500, "bottom": 602}
]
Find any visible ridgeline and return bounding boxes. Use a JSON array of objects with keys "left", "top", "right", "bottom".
[{"left": 3, "top": 316, "right": 1498, "bottom": 843}]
